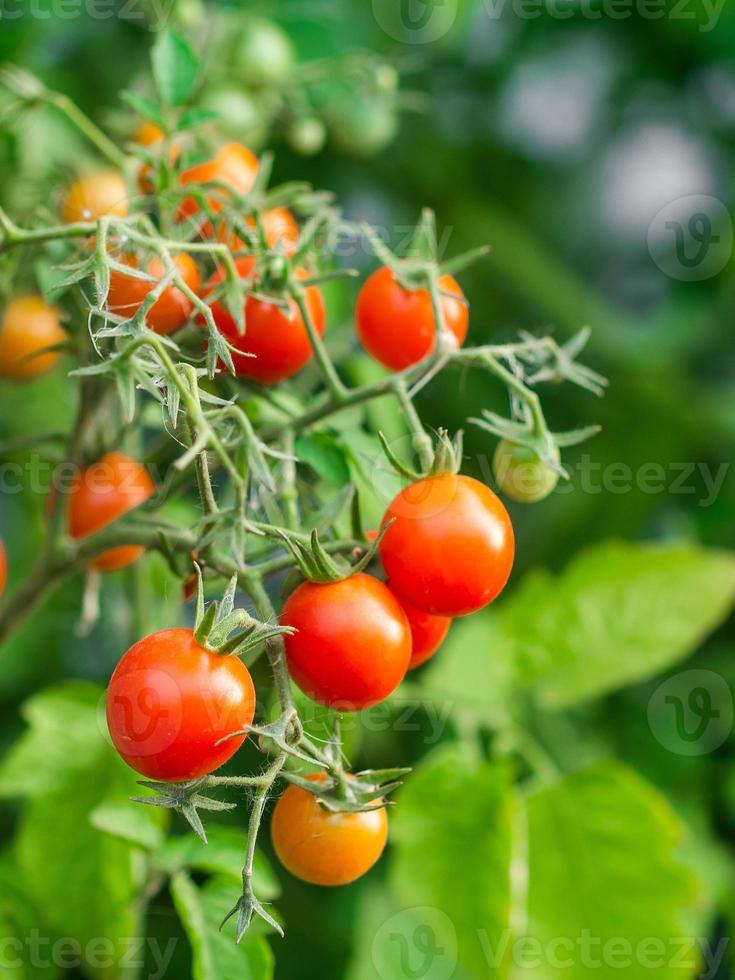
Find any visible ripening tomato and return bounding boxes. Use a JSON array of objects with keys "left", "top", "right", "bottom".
[
  {"left": 62, "top": 171, "right": 128, "bottom": 224},
  {"left": 281, "top": 573, "right": 411, "bottom": 710},
  {"left": 216, "top": 205, "right": 299, "bottom": 255},
  {"left": 205, "top": 256, "right": 325, "bottom": 384},
  {"left": 493, "top": 439, "right": 560, "bottom": 504},
  {"left": 0, "top": 539, "right": 6, "bottom": 598},
  {"left": 386, "top": 581, "right": 451, "bottom": 669},
  {"left": 355, "top": 265, "right": 468, "bottom": 370},
  {"left": 108, "top": 253, "right": 201, "bottom": 335},
  {"left": 67, "top": 452, "right": 155, "bottom": 571},
  {"left": 106, "top": 627, "right": 256, "bottom": 781},
  {"left": 135, "top": 122, "right": 181, "bottom": 195},
  {"left": 178, "top": 142, "right": 259, "bottom": 227},
  {"left": 0, "top": 296, "right": 67, "bottom": 380},
  {"left": 380, "top": 473, "right": 514, "bottom": 617},
  {"left": 271, "top": 774, "right": 388, "bottom": 886}
]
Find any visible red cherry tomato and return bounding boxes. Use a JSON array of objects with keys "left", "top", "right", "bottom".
[
  {"left": 205, "top": 256, "right": 326, "bottom": 384},
  {"left": 108, "top": 253, "right": 201, "bottom": 335},
  {"left": 380, "top": 473, "right": 514, "bottom": 617},
  {"left": 271, "top": 773, "right": 388, "bottom": 886},
  {"left": 0, "top": 539, "right": 6, "bottom": 598},
  {"left": 106, "top": 627, "right": 256, "bottom": 781},
  {"left": 280, "top": 573, "right": 411, "bottom": 710},
  {"left": 386, "top": 581, "right": 451, "bottom": 668},
  {"left": 178, "top": 142, "right": 259, "bottom": 228},
  {"left": 67, "top": 452, "right": 155, "bottom": 571},
  {"left": 355, "top": 266, "right": 468, "bottom": 370}
]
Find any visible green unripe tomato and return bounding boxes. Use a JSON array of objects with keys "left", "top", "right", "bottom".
[
  {"left": 287, "top": 117, "right": 327, "bottom": 156},
  {"left": 330, "top": 98, "right": 398, "bottom": 158},
  {"left": 492, "top": 440, "right": 560, "bottom": 503},
  {"left": 200, "top": 87, "right": 268, "bottom": 146},
  {"left": 232, "top": 18, "right": 295, "bottom": 88}
]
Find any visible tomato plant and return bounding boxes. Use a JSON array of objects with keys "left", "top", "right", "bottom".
[
  {"left": 493, "top": 438, "right": 561, "bottom": 503},
  {"left": 0, "top": 27, "right": 606, "bottom": 951},
  {"left": 271, "top": 774, "right": 388, "bottom": 886}
]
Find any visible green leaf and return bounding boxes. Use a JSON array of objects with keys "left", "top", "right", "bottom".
[
  {"left": 152, "top": 30, "right": 199, "bottom": 107},
  {"left": 521, "top": 762, "right": 702, "bottom": 979},
  {"left": 120, "top": 90, "right": 165, "bottom": 127},
  {"left": 15, "top": 756, "right": 145, "bottom": 978},
  {"left": 89, "top": 796, "right": 167, "bottom": 850},
  {"left": 171, "top": 873, "right": 274, "bottom": 980},
  {"left": 296, "top": 432, "right": 351, "bottom": 486},
  {"left": 178, "top": 107, "right": 219, "bottom": 131},
  {"left": 0, "top": 853, "right": 59, "bottom": 980},
  {"left": 390, "top": 746, "right": 515, "bottom": 978},
  {"left": 0, "top": 681, "right": 104, "bottom": 799},
  {"left": 502, "top": 541, "right": 735, "bottom": 708},
  {"left": 157, "top": 826, "right": 280, "bottom": 900}
]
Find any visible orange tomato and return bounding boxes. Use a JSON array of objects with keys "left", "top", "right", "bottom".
[
  {"left": 216, "top": 205, "right": 299, "bottom": 255},
  {"left": 108, "top": 253, "right": 201, "bottom": 335},
  {"left": 67, "top": 452, "right": 155, "bottom": 571},
  {"left": 62, "top": 171, "right": 128, "bottom": 224},
  {"left": 271, "top": 774, "right": 388, "bottom": 886},
  {"left": 0, "top": 297, "right": 67, "bottom": 380},
  {"left": 178, "top": 142, "right": 259, "bottom": 228},
  {"left": 135, "top": 122, "right": 181, "bottom": 195}
]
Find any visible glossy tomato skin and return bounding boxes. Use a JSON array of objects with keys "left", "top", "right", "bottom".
[
  {"left": 62, "top": 171, "right": 128, "bottom": 224},
  {"left": 0, "top": 297, "right": 67, "bottom": 380},
  {"left": 0, "top": 539, "right": 6, "bottom": 598},
  {"left": 67, "top": 452, "right": 155, "bottom": 571},
  {"left": 355, "top": 266, "right": 468, "bottom": 371},
  {"left": 106, "top": 627, "right": 256, "bottom": 781},
  {"left": 108, "top": 254, "right": 201, "bottom": 335},
  {"left": 380, "top": 474, "right": 514, "bottom": 617},
  {"left": 206, "top": 257, "right": 325, "bottom": 384},
  {"left": 271, "top": 774, "right": 388, "bottom": 886},
  {"left": 387, "top": 582, "right": 451, "bottom": 669},
  {"left": 281, "top": 573, "right": 411, "bottom": 710},
  {"left": 178, "top": 142, "right": 259, "bottom": 226}
]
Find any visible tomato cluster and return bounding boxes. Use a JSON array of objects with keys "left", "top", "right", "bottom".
[{"left": 41, "top": 137, "right": 534, "bottom": 895}]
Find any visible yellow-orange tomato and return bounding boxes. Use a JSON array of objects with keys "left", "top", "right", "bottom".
[
  {"left": 67, "top": 452, "right": 155, "bottom": 571},
  {"left": 135, "top": 123, "right": 181, "bottom": 195},
  {"left": 0, "top": 297, "right": 67, "bottom": 380},
  {"left": 216, "top": 205, "right": 299, "bottom": 255},
  {"left": 271, "top": 774, "right": 388, "bottom": 886},
  {"left": 108, "top": 253, "right": 201, "bottom": 335},
  {"left": 61, "top": 171, "right": 128, "bottom": 224},
  {"left": 178, "top": 142, "right": 259, "bottom": 228},
  {"left": 0, "top": 539, "right": 6, "bottom": 598}
]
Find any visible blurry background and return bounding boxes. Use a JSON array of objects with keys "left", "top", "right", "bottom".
[{"left": 0, "top": 1, "right": 734, "bottom": 978}]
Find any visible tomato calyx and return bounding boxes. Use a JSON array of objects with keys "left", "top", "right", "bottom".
[
  {"left": 281, "top": 766, "right": 410, "bottom": 815},
  {"left": 275, "top": 525, "right": 388, "bottom": 583},
  {"left": 193, "top": 567, "right": 294, "bottom": 657},
  {"left": 361, "top": 206, "right": 488, "bottom": 294},
  {"left": 131, "top": 775, "right": 237, "bottom": 843},
  {"left": 221, "top": 884, "right": 284, "bottom": 943},
  {"left": 379, "top": 426, "right": 464, "bottom": 482}
]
